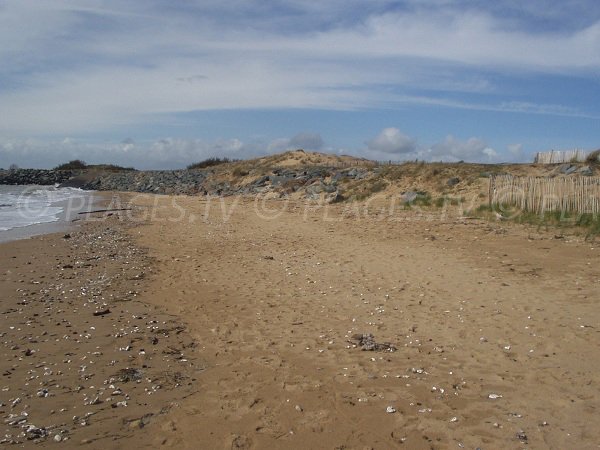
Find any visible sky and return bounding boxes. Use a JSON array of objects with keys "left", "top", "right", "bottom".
[{"left": 1, "top": 0, "right": 599, "bottom": 169}]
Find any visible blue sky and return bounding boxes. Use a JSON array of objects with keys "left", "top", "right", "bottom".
[{"left": 1, "top": 0, "right": 599, "bottom": 169}]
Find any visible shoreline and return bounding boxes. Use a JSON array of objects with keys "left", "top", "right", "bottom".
[{"left": 0, "top": 189, "right": 101, "bottom": 244}]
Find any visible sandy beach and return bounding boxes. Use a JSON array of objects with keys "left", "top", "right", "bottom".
[{"left": 1, "top": 193, "right": 599, "bottom": 449}]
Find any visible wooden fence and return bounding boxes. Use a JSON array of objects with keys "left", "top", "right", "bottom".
[
  {"left": 489, "top": 174, "right": 600, "bottom": 215},
  {"left": 534, "top": 149, "right": 588, "bottom": 164}
]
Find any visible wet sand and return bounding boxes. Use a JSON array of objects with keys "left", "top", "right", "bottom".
[{"left": 1, "top": 194, "right": 599, "bottom": 449}]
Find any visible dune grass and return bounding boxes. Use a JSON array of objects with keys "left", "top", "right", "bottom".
[{"left": 473, "top": 204, "right": 600, "bottom": 238}]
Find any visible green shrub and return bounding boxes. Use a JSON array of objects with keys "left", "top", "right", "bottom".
[
  {"left": 88, "top": 164, "right": 136, "bottom": 172},
  {"left": 586, "top": 150, "right": 600, "bottom": 165},
  {"left": 54, "top": 159, "right": 87, "bottom": 170},
  {"left": 369, "top": 180, "right": 387, "bottom": 193},
  {"left": 187, "top": 157, "right": 234, "bottom": 170},
  {"left": 433, "top": 197, "right": 442, "bottom": 208},
  {"left": 413, "top": 192, "right": 431, "bottom": 206}
]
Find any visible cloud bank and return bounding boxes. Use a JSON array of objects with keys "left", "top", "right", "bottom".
[
  {"left": 360, "top": 129, "right": 506, "bottom": 163},
  {"left": 1, "top": 128, "right": 524, "bottom": 170},
  {"left": 0, "top": 133, "right": 328, "bottom": 170}
]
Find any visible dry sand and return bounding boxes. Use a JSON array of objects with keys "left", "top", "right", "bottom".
[{"left": 1, "top": 193, "right": 599, "bottom": 449}]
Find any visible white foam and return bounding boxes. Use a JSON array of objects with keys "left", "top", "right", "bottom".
[{"left": 0, "top": 186, "right": 87, "bottom": 233}]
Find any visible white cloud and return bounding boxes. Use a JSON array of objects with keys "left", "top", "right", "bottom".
[
  {"left": 366, "top": 128, "right": 417, "bottom": 155},
  {"left": 507, "top": 143, "right": 530, "bottom": 162},
  {"left": 429, "top": 135, "right": 498, "bottom": 162}
]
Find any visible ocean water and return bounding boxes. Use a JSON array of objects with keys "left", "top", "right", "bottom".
[{"left": 0, "top": 185, "right": 91, "bottom": 237}]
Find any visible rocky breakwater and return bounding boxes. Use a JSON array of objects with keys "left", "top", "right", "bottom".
[
  {"left": 255, "top": 166, "right": 369, "bottom": 200},
  {"left": 221, "top": 166, "right": 370, "bottom": 199},
  {"left": 82, "top": 166, "right": 372, "bottom": 200},
  {"left": 82, "top": 170, "right": 209, "bottom": 195},
  {"left": 0, "top": 169, "right": 76, "bottom": 186}
]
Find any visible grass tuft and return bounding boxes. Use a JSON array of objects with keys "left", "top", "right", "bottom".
[{"left": 472, "top": 204, "right": 600, "bottom": 239}]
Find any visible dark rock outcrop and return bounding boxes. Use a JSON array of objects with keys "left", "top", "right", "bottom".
[
  {"left": 81, "top": 170, "right": 209, "bottom": 195},
  {"left": 0, "top": 169, "right": 76, "bottom": 186}
]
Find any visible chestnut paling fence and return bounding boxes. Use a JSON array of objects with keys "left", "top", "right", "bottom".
[
  {"left": 489, "top": 174, "right": 600, "bottom": 215},
  {"left": 533, "top": 149, "right": 588, "bottom": 164}
]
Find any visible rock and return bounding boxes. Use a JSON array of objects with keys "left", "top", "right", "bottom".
[
  {"left": 36, "top": 388, "right": 49, "bottom": 398},
  {"left": 559, "top": 164, "right": 577, "bottom": 175},
  {"left": 329, "top": 192, "right": 346, "bottom": 204},
  {"left": 114, "top": 367, "right": 143, "bottom": 382},
  {"left": 386, "top": 406, "right": 396, "bottom": 413},
  {"left": 350, "top": 333, "right": 396, "bottom": 352},
  {"left": 401, "top": 191, "right": 418, "bottom": 203},
  {"left": 319, "top": 183, "right": 336, "bottom": 193},
  {"left": 347, "top": 168, "right": 368, "bottom": 179},
  {"left": 5, "top": 414, "right": 27, "bottom": 425},
  {"left": 578, "top": 165, "right": 593, "bottom": 176},
  {"left": 269, "top": 175, "right": 295, "bottom": 186},
  {"left": 25, "top": 425, "right": 48, "bottom": 440},
  {"left": 0, "top": 168, "right": 76, "bottom": 186},
  {"left": 446, "top": 177, "right": 460, "bottom": 186},
  {"left": 253, "top": 176, "right": 269, "bottom": 186}
]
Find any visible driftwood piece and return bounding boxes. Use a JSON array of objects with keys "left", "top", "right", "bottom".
[{"left": 78, "top": 208, "right": 132, "bottom": 215}]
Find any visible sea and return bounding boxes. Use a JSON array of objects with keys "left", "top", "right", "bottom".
[{"left": 0, "top": 185, "right": 96, "bottom": 243}]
